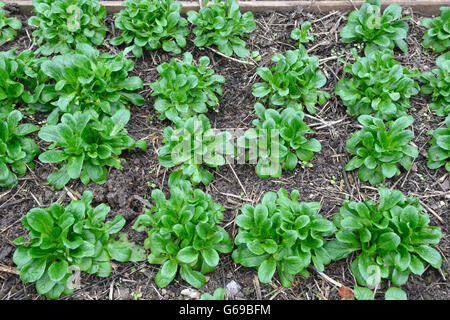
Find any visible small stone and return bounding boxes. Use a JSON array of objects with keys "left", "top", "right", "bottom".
[
  {"left": 114, "top": 287, "right": 130, "bottom": 300},
  {"left": 181, "top": 288, "right": 201, "bottom": 299},
  {"left": 225, "top": 280, "right": 243, "bottom": 299}
]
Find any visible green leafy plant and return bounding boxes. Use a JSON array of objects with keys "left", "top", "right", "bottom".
[
  {"left": 150, "top": 52, "right": 225, "bottom": 123},
  {"left": 0, "top": 110, "right": 39, "bottom": 188},
  {"left": 133, "top": 179, "right": 233, "bottom": 289},
  {"left": 237, "top": 103, "right": 321, "bottom": 179},
  {"left": 340, "top": 0, "right": 410, "bottom": 55},
  {"left": 335, "top": 50, "right": 419, "bottom": 120},
  {"left": 232, "top": 188, "right": 336, "bottom": 287},
  {"left": 13, "top": 191, "right": 143, "bottom": 299},
  {"left": 0, "top": 49, "right": 49, "bottom": 114},
  {"left": 0, "top": 1, "right": 22, "bottom": 46},
  {"left": 421, "top": 7, "right": 450, "bottom": 53},
  {"left": 201, "top": 287, "right": 226, "bottom": 300},
  {"left": 252, "top": 46, "right": 330, "bottom": 114},
  {"left": 38, "top": 109, "right": 147, "bottom": 190},
  {"left": 110, "top": 0, "right": 189, "bottom": 57},
  {"left": 158, "top": 114, "right": 234, "bottom": 186},
  {"left": 28, "top": 0, "right": 108, "bottom": 56},
  {"left": 326, "top": 187, "right": 442, "bottom": 287},
  {"left": 427, "top": 115, "right": 450, "bottom": 172},
  {"left": 353, "top": 286, "right": 407, "bottom": 300},
  {"left": 345, "top": 115, "right": 418, "bottom": 185},
  {"left": 290, "top": 21, "right": 314, "bottom": 45},
  {"left": 38, "top": 44, "right": 144, "bottom": 123},
  {"left": 419, "top": 51, "right": 450, "bottom": 117},
  {"left": 187, "top": 0, "right": 256, "bottom": 58}
]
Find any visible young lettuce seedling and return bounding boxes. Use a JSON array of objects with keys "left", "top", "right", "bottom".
[
  {"left": 0, "top": 1, "right": 22, "bottom": 46},
  {"left": 133, "top": 180, "right": 233, "bottom": 289},
  {"left": 345, "top": 115, "right": 418, "bottom": 185},
  {"left": 150, "top": 52, "right": 225, "bottom": 123},
  {"left": 326, "top": 187, "right": 442, "bottom": 288},
  {"left": 158, "top": 114, "right": 234, "bottom": 186},
  {"left": 38, "top": 109, "right": 147, "bottom": 190},
  {"left": 39, "top": 44, "right": 144, "bottom": 123},
  {"left": 0, "top": 111, "right": 40, "bottom": 188},
  {"left": 252, "top": 46, "right": 330, "bottom": 114},
  {"left": 187, "top": 0, "right": 256, "bottom": 58},
  {"left": 237, "top": 103, "right": 321, "bottom": 179},
  {"left": 13, "top": 191, "right": 144, "bottom": 299},
  {"left": 340, "top": 0, "right": 410, "bottom": 55},
  {"left": 421, "top": 7, "right": 450, "bottom": 53},
  {"left": 0, "top": 49, "right": 49, "bottom": 114},
  {"left": 28, "top": 0, "right": 109, "bottom": 56},
  {"left": 427, "top": 115, "right": 450, "bottom": 172},
  {"left": 232, "top": 188, "right": 336, "bottom": 287},
  {"left": 335, "top": 50, "right": 418, "bottom": 120},
  {"left": 419, "top": 51, "right": 450, "bottom": 117},
  {"left": 110, "top": 0, "right": 189, "bottom": 57}
]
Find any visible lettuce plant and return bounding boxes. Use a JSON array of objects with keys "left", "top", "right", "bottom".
[
  {"left": 427, "top": 115, "right": 450, "bottom": 172},
  {"left": 150, "top": 52, "right": 225, "bottom": 123},
  {"left": 0, "top": 49, "right": 49, "bottom": 114},
  {"left": 38, "top": 110, "right": 147, "bottom": 190},
  {"left": 158, "top": 114, "right": 234, "bottom": 186},
  {"left": 353, "top": 286, "right": 407, "bottom": 300},
  {"left": 290, "top": 21, "right": 314, "bottom": 45},
  {"left": 0, "top": 1, "right": 22, "bottom": 46},
  {"left": 28, "top": 0, "right": 108, "bottom": 56},
  {"left": 0, "top": 110, "right": 40, "bottom": 188},
  {"left": 133, "top": 179, "right": 233, "bottom": 289},
  {"left": 237, "top": 103, "right": 321, "bottom": 179},
  {"left": 232, "top": 189, "right": 336, "bottom": 287},
  {"left": 252, "top": 46, "right": 330, "bottom": 114},
  {"left": 419, "top": 51, "right": 450, "bottom": 117},
  {"left": 13, "top": 191, "right": 143, "bottom": 299},
  {"left": 187, "top": 0, "right": 256, "bottom": 58},
  {"left": 110, "top": 0, "right": 189, "bottom": 57},
  {"left": 421, "top": 7, "right": 450, "bottom": 53},
  {"left": 345, "top": 115, "right": 418, "bottom": 185},
  {"left": 335, "top": 50, "right": 419, "bottom": 120},
  {"left": 39, "top": 44, "right": 144, "bottom": 123},
  {"left": 326, "top": 187, "right": 442, "bottom": 287},
  {"left": 340, "top": 0, "right": 409, "bottom": 55}
]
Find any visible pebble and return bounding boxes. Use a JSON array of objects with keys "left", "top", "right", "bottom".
[
  {"left": 225, "top": 280, "right": 243, "bottom": 299},
  {"left": 181, "top": 288, "right": 201, "bottom": 299}
]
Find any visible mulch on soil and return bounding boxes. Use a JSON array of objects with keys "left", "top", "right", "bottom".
[{"left": 0, "top": 7, "right": 448, "bottom": 300}]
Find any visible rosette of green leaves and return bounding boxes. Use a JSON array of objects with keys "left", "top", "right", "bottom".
[
  {"left": 28, "top": 0, "right": 108, "bottom": 56},
  {"left": 345, "top": 115, "right": 418, "bottom": 185},
  {"left": 326, "top": 187, "right": 442, "bottom": 287},
  {"left": 38, "top": 109, "right": 147, "bottom": 190},
  {"left": 232, "top": 189, "right": 336, "bottom": 287},
  {"left": 158, "top": 114, "right": 234, "bottom": 186},
  {"left": 0, "top": 1, "right": 22, "bottom": 46},
  {"left": 252, "top": 46, "right": 330, "bottom": 114},
  {"left": 0, "top": 49, "right": 49, "bottom": 114},
  {"left": 187, "top": 0, "right": 256, "bottom": 58},
  {"left": 419, "top": 52, "right": 450, "bottom": 117},
  {"left": 150, "top": 52, "right": 225, "bottom": 123},
  {"left": 110, "top": 0, "right": 189, "bottom": 57},
  {"left": 237, "top": 103, "right": 321, "bottom": 179},
  {"left": 335, "top": 50, "right": 419, "bottom": 120},
  {"left": 340, "top": 0, "right": 410, "bottom": 55},
  {"left": 421, "top": 7, "right": 450, "bottom": 53},
  {"left": 290, "top": 21, "right": 314, "bottom": 45},
  {"left": 133, "top": 180, "right": 233, "bottom": 289},
  {"left": 0, "top": 110, "right": 39, "bottom": 188},
  {"left": 39, "top": 44, "right": 144, "bottom": 123},
  {"left": 427, "top": 115, "right": 450, "bottom": 172},
  {"left": 13, "top": 191, "right": 143, "bottom": 299}
]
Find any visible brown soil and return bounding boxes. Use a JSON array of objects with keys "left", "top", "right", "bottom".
[{"left": 0, "top": 7, "right": 448, "bottom": 300}]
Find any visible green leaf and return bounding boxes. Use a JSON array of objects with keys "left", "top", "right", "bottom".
[
  {"left": 414, "top": 245, "right": 442, "bottom": 269},
  {"left": 258, "top": 259, "right": 276, "bottom": 283},
  {"left": 385, "top": 287, "right": 407, "bottom": 300},
  {"left": 180, "top": 265, "right": 206, "bottom": 289},
  {"left": 26, "top": 208, "right": 53, "bottom": 234},
  {"left": 155, "top": 260, "right": 178, "bottom": 288},
  {"left": 177, "top": 246, "right": 199, "bottom": 264},
  {"left": 48, "top": 260, "right": 68, "bottom": 282}
]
